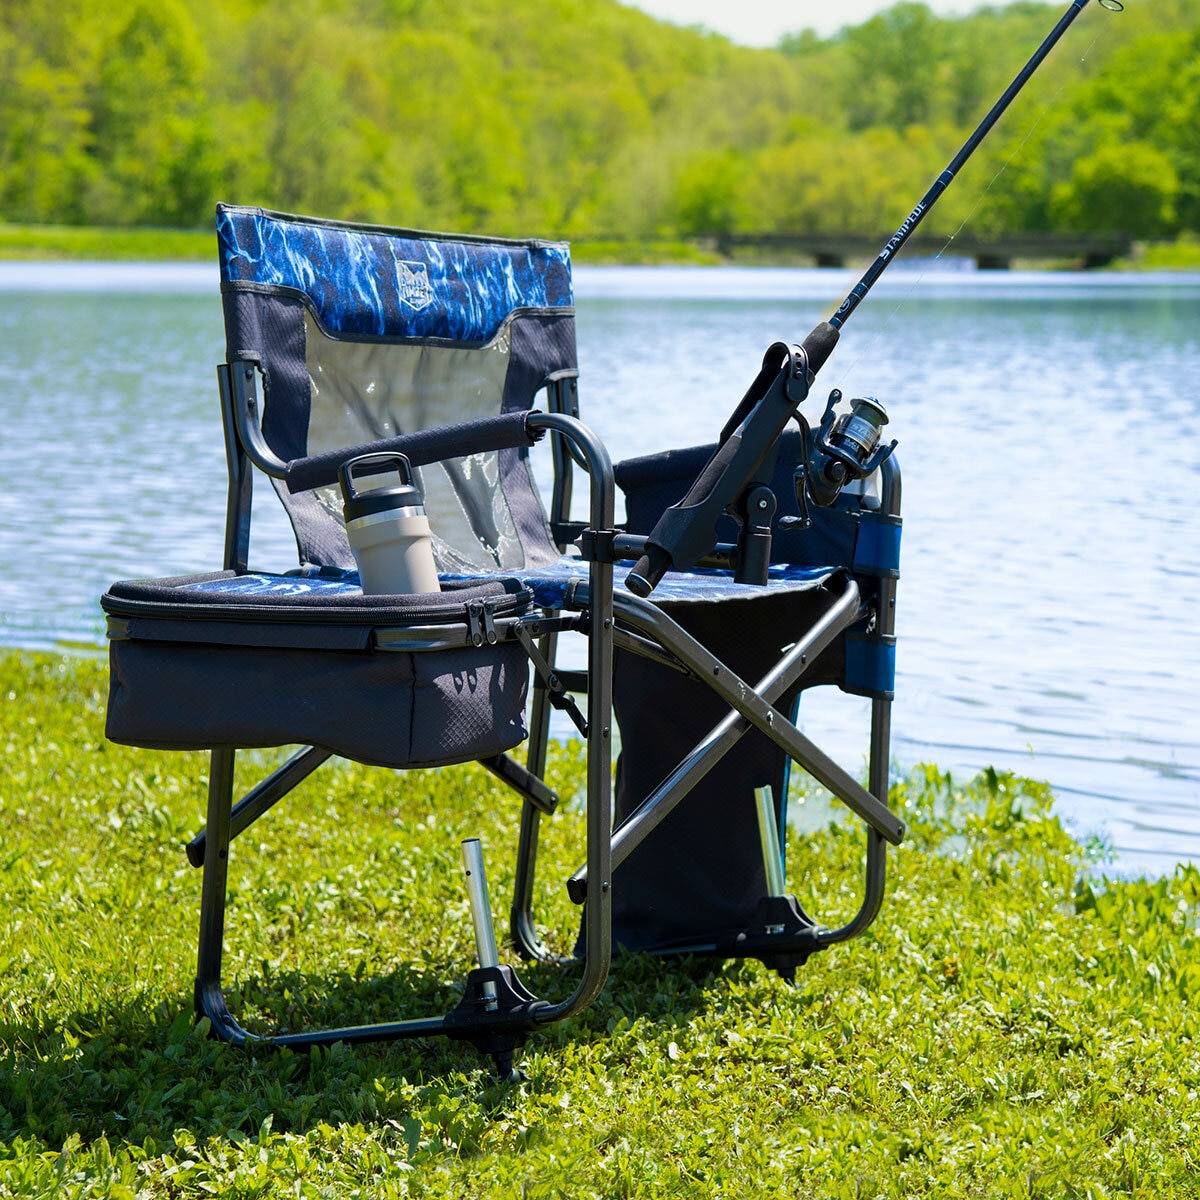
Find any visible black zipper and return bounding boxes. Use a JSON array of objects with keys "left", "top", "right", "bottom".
[{"left": 101, "top": 588, "right": 534, "bottom": 628}]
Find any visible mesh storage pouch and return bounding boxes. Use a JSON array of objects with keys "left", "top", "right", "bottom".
[
  {"left": 603, "top": 438, "right": 857, "bottom": 951},
  {"left": 102, "top": 572, "right": 532, "bottom": 769}
]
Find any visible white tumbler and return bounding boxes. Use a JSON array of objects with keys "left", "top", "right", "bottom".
[{"left": 338, "top": 452, "right": 440, "bottom": 595}]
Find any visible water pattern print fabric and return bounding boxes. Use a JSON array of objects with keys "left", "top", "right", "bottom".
[{"left": 216, "top": 205, "right": 573, "bottom": 345}]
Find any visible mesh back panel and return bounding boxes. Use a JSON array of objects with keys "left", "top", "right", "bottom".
[
  {"left": 301, "top": 310, "right": 525, "bottom": 570},
  {"left": 216, "top": 205, "right": 577, "bottom": 572}
]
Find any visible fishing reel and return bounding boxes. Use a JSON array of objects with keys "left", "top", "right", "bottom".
[{"left": 789, "top": 390, "right": 897, "bottom": 522}]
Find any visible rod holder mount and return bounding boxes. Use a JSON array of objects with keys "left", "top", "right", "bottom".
[{"left": 461, "top": 837, "right": 500, "bottom": 1009}]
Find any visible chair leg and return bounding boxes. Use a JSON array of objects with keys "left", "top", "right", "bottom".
[
  {"left": 814, "top": 693, "right": 893, "bottom": 949},
  {"left": 821, "top": 555, "right": 901, "bottom": 945},
  {"left": 186, "top": 744, "right": 331, "bottom": 867},
  {"left": 194, "top": 746, "right": 248, "bottom": 1043},
  {"left": 190, "top": 744, "right": 558, "bottom": 1069},
  {"left": 511, "top": 631, "right": 567, "bottom": 963}
]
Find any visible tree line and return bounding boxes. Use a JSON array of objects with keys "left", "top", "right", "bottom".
[{"left": 0, "top": 0, "right": 1195, "bottom": 242}]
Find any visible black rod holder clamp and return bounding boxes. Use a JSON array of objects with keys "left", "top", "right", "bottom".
[
  {"left": 626, "top": 339, "right": 816, "bottom": 597},
  {"left": 733, "top": 484, "right": 777, "bottom": 586}
]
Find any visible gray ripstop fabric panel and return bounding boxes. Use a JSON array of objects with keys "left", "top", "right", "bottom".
[
  {"left": 221, "top": 290, "right": 312, "bottom": 463},
  {"left": 103, "top": 571, "right": 534, "bottom": 767},
  {"left": 107, "top": 638, "right": 416, "bottom": 762},
  {"left": 410, "top": 649, "right": 528, "bottom": 767},
  {"left": 500, "top": 311, "right": 578, "bottom": 567}
]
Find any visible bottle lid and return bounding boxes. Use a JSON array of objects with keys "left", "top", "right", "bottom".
[{"left": 338, "top": 452, "right": 425, "bottom": 522}]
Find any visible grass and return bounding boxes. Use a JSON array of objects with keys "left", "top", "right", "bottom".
[
  {"left": 1, "top": 650, "right": 1198, "bottom": 1198},
  {"left": 1124, "top": 233, "right": 1200, "bottom": 271},
  {"left": 0, "top": 224, "right": 213, "bottom": 262}
]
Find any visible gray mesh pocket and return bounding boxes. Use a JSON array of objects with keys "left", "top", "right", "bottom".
[{"left": 106, "top": 639, "right": 528, "bottom": 769}]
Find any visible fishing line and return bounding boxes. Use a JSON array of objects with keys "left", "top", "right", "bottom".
[
  {"left": 933, "top": 20, "right": 1115, "bottom": 260},
  {"left": 831, "top": 3, "right": 1122, "bottom": 391},
  {"left": 627, "top": 0, "right": 1123, "bottom": 598}
]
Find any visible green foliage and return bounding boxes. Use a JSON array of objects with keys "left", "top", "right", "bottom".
[
  {"left": 964, "top": 10, "right": 1200, "bottom": 239},
  {"left": 672, "top": 149, "right": 747, "bottom": 236},
  {"left": 1052, "top": 141, "right": 1179, "bottom": 236},
  {"left": 839, "top": 3, "right": 950, "bottom": 132},
  {"left": 87, "top": 0, "right": 220, "bottom": 225},
  {"left": 0, "top": 0, "right": 1195, "bottom": 245},
  {"left": 1133, "top": 232, "right": 1200, "bottom": 270},
  {"left": 2, "top": 651, "right": 1199, "bottom": 1195}
]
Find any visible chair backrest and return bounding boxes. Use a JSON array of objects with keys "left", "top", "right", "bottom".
[{"left": 216, "top": 204, "right": 577, "bottom": 573}]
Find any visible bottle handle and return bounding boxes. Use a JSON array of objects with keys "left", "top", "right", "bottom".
[{"left": 337, "top": 452, "right": 415, "bottom": 504}]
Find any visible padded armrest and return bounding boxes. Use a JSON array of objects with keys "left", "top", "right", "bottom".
[{"left": 284, "top": 411, "right": 544, "bottom": 494}]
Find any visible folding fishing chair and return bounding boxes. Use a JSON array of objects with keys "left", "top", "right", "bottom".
[{"left": 101, "top": 205, "right": 904, "bottom": 1075}]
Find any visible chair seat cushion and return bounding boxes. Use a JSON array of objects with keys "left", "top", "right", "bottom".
[
  {"left": 263, "top": 557, "right": 837, "bottom": 612},
  {"left": 193, "top": 560, "right": 839, "bottom": 608},
  {"left": 499, "top": 558, "right": 840, "bottom": 609}
]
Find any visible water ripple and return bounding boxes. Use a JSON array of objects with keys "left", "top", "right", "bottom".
[{"left": 1, "top": 265, "right": 1197, "bottom": 877}]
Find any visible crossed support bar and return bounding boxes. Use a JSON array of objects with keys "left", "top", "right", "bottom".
[
  {"left": 185, "top": 741, "right": 557, "bottom": 869},
  {"left": 566, "top": 571, "right": 904, "bottom": 905}
]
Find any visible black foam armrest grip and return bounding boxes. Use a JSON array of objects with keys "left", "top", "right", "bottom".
[
  {"left": 285, "top": 411, "right": 542, "bottom": 493},
  {"left": 800, "top": 321, "right": 840, "bottom": 377}
]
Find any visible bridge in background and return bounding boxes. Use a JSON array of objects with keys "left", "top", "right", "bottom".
[{"left": 714, "top": 231, "right": 1132, "bottom": 270}]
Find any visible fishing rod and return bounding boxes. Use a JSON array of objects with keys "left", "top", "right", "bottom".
[
  {"left": 829, "top": 0, "right": 1124, "bottom": 334},
  {"left": 626, "top": 0, "right": 1121, "bottom": 597}
]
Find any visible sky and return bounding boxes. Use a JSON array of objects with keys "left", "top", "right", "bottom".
[{"left": 625, "top": 0, "right": 1022, "bottom": 44}]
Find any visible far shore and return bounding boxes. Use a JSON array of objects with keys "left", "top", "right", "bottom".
[{"left": 2, "top": 222, "right": 1198, "bottom": 271}]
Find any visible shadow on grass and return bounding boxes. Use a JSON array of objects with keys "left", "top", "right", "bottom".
[{"left": 0, "top": 951, "right": 729, "bottom": 1156}]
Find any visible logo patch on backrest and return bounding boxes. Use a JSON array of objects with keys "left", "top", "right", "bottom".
[{"left": 396, "top": 260, "right": 434, "bottom": 311}]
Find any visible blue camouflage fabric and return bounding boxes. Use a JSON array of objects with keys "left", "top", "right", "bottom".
[{"left": 216, "top": 205, "right": 572, "bottom": 345}]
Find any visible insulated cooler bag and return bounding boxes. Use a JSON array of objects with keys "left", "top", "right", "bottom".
[{"left": 102, "top": 571, "right": 532, "bottom": 769}]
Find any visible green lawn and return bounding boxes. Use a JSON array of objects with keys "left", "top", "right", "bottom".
[
  {"left": 1, "top": 652, "right": 1197, "bottom": 1198},
  {"left": 0, "top": 225, "right": 214, "bottom": 262}
]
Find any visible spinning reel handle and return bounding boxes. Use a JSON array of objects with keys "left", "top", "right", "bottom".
[{"left": 805, "top": 390, "right": 897, "bottom": 508}]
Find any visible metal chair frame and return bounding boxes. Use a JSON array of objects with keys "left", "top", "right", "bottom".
[
  {"left": 510, "top": 375, "right": 902, "bottom": 965},
  {"left": 152, "top": 211, "right": 906, "bottom": 1076}
]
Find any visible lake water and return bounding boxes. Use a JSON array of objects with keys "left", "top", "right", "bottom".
[{"left": 1, "top": 261, "right": 1198, "bottom": 877}]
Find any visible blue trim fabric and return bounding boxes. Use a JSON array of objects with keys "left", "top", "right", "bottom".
[
  {"left": 853, "top": 515, "right": 902, "bottom": 577},
  {"left": 216, "top": 206, "right": 573, "bottom": 345},
  {"left": 844, "top": 632, "right": 896, "bottom": 698},
  {"left": 185, "top": 560, "right": 836, "bottom": 608}
]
